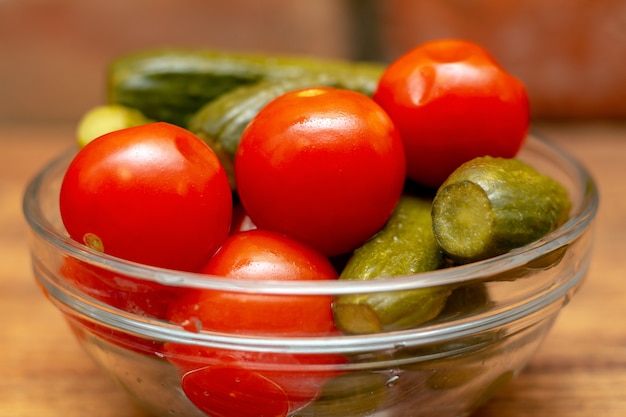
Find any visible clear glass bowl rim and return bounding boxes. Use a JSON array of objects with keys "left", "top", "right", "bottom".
[
  {"left": 23, "top": 133, "right": 599, "bottom": 294},
  {"left": 23, "top": 133, "right": 599, "bottom": 353}
]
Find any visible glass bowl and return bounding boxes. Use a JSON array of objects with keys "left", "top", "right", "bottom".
[{"left": 23, "top": 134, "right": 598, "bottom": 417}]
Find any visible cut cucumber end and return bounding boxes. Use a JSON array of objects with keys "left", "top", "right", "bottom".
[{"left": 432, "top": 180, "right": 495, "bottom": 262}]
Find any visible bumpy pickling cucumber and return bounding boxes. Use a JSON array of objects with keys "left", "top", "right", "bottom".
[
  {"left": 293, "top": 371, "right": 388, "bottom": 416},
  {"left": 333, "top": 195, "right": 450, "bottom": 334},
  {"left": 108, "top": 49, "right": 385, "bottom": 126},
  {"left": 432, "top": 156, "right": 571, "bottom": 264}
]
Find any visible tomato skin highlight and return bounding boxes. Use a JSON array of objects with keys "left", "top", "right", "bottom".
[
  {"left": 373, "top": 39, "right": 530, "bottom": 188},
  {"left": 165, "top": 229, "right": 346, "bottom": 416},
  {"left": 59, "top": 122, "right": 233, "bottom": 272},
  {"left": 234, "top": 87, "right": 406, "bottom": 256}
]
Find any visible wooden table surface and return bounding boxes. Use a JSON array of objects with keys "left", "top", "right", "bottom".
[{"left": 1, "top": 121, "right": 625, "bottom": 417}]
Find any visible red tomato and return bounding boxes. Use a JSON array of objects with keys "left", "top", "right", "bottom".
[
  {"left": 59, "top": 122, "right": 232, "bottom": 272},
  {"left": 168, "top": 229, "right": 339, "bottom": 335},
  {"left": 165, "top": 229, "right": 346, "bottom": 416},
  {"left": 181, "top": 363, "right": 291, "bottom": 417},
  {"left": 234, "top": 87, "right": 406, "bottom": 256},
  {"left": 373, "top": 39, "right": 530, "bottom": 188},
  {"left": 169, "top": 348, "right": 346, "bottom": 417}
]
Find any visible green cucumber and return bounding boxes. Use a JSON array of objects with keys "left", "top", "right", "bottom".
[
  {"left": 293, "top": 371, "right": 388, "bottom": 416},
  {"left": 108, "top": 49, "right": 385, "bottom": 126},
  {"left": 432, "top": 156, "right": 571, "bottom": 264},
  {"left": 434, "top": 283, "right": 493, "bottom": 322},
  {"left": 333, "top": 195, "right": 450, "bottom": 334}
]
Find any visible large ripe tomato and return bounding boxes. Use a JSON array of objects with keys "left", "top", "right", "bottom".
[
  {"left": 59, "top": 122, "right": 232, "bottom": 272},
  {"left": 165, "top": 229, "right": 346, "bottom": 417},
  {"left": 373, "top": 39, "right": 530, "bottom": 188},
  {"left": 234, "top": 87, "right": 406, "bottom": 256}
]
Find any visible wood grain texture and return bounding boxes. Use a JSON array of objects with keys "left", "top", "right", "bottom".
[{"left": 1, "top": 121, "right": 625, "bottom": 417}]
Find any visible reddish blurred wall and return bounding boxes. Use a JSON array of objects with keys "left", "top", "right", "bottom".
[
  {"left": 379, "top": 0, "right": 626, "bottom": 119},
  {"left": 0, "top": 0, "right": 352, "bottom": 125},
  {"left": 1, "top": 0, "right": 624, "bottom": 126}
]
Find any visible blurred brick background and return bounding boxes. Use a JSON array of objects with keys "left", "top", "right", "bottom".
[
  {"left": 378, "top": 0, "right": 626, "bottom": 120},
  {"left": 1, "top": 0, "right": 625, "bottom": 126}
]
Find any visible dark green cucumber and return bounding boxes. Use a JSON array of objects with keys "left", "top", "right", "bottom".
[
  {"left": 434, "top": 283, "right": 493, "bottom": 322},
  {"left": 333, "top": 195, "right": 450, "bottom": 334},
  {"left": 108, "top": 49, "right": 385, "bottom": 126},
  {"left": 432, "top": 156, "right": 571, "bottom": 264}
]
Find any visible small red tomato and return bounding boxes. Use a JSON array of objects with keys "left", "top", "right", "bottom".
[
  {"left": 234, "top": 87, "right": 406, "bottom": 256},
  {"left": 169, "top": 349, "right": 346, "bottom": 417},
  {"left": 373, "top": 39, "right": 530, "bottom": 188},
  {"left": 166, "top": 229, "right": 346, "bottom": 416},
  {"left": 59, "top": 122, "right": 232, "bottom": 272},
  {"left": 168, "top": 229, "right": 339, "bottom": 336},
  {"left": 181, "top": 363, "right": 292, "bottom": 417}
]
